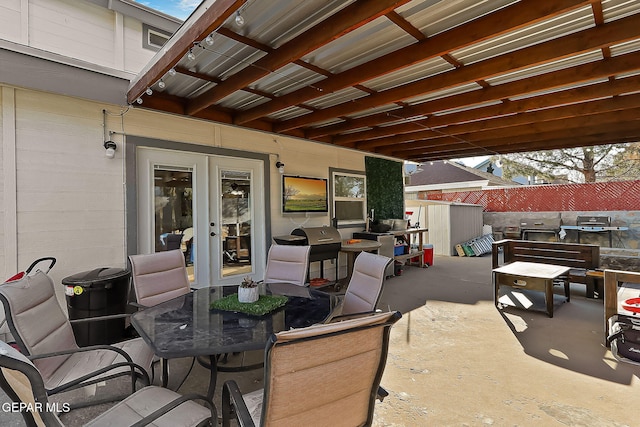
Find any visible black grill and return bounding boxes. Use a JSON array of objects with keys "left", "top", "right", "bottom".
[
  {"left": 274, "top": 226, "right": 341, "bottom": 279},
  {"left": 576, "top": 216, "right": 611, "bottom": 227},
  {"left": 520, "top": 218, "right": 562, "bottom": 241}
]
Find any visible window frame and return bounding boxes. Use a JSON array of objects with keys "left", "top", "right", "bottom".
[
  {"left": 330, "top": 168, "right": 367, "bottom": 229},
  {"left": 142, "top": 24, "right": 172, "bottom": 51}
]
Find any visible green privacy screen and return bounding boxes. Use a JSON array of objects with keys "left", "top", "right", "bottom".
[{"left": 365, "top": 157, "right": 404, "bottom": 220}]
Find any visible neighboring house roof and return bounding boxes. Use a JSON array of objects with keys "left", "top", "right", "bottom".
[{"left": 407, "top": 160, "right": 518, "bottom": 188}]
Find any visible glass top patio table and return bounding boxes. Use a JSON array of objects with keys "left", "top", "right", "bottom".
[
  {"left": 130, "top": 282, "right": 331, "bottom": 397},
  {"left": 131, "top": 282, "right": 331, "bottom": 359}
]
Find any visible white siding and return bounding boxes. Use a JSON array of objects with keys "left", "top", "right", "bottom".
[
  {"left": 0, "top": 0, "right": 23, "bottom": 44},
  {"left": 1, "top": 0, "right": 171, "bottom": 75},
  {"left": 123, "top": 16, "right": 157, "bottom": 73},
  {"left": 29, "top": 0, "right": 116, "bottom": 69},
  {"left": 13, "top": 89, "right": 125, "bottom": 285}
]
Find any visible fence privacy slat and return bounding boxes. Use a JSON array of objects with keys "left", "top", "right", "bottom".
[{"left": 425, "top": 180, "right": 640, "bottom": 212}]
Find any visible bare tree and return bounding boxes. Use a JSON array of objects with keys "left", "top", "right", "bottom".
[
  {"left": 498, "top": 143, "right": 640, "bottom": 183},
  {"left": 283, "top": 185, "right": 300, "bottom": 201}
]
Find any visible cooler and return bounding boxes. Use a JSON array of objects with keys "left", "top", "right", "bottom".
[{"left": 423, "top": 244, "right": 434, "bottom": 266}]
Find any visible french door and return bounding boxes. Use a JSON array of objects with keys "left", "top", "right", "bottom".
[{"left": 137, "top": 148, "right": 266, "bottom": 286}]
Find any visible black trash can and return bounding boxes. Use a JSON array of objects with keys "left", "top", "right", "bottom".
[{"left": 62, "top": 268, "right": 131, "bottom": 347}]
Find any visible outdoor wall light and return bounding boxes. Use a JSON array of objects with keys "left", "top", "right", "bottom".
[
  {"left": 276, "top": 161, "right": 285, "bottom": 174},
  {"left": 104, "top": 140, "right": 117, "bottom": 159}
]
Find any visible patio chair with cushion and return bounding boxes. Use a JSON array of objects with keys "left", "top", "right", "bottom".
[
  {"left": 129, "top": 249, "right": 192, "bottom": 387},
  {"left": 221, "top": 310, "right": 401, "bottom": 427},
  {"left": 262, "top": 244, "right": 311, "bottom": 286},
  {"left": 0, "top": 340, "right": 216, "bottom": 427},
  {"left": 326, "top": 251, "right": 393, "bottom": 322},
  {"left": 0, "top": 270, "right": 153, "bottom": 407},
  {"left": 129, "top": 249, "right": 191, "bottom": 308}
]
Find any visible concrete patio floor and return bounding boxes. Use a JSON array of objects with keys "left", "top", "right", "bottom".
[{"left": 2, "top": 254, "right": 639, "bottom": 426}]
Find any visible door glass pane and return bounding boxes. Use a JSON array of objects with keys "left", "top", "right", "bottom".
[
  {"left": 221, "top": 170, "right": 252, "bottom": 277},
  {"left": 154, "top": 167, "right": 194, "bottom": 282}
]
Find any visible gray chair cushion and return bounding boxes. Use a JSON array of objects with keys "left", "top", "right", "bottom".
[
  {"left": 86, "top": 386, "right": 211, "bottom": 427},
  {"left": 263, "top": 245, "right": 311, "bottom": 286},
  {"left": 0, "top": 271, "right": 154, "bottom": 391},
  {"left": 341, "top": 252, "right": 391, "bottom": 315},
  {"left": 129, "top": 250, "right": 191, "bottom": 307}
]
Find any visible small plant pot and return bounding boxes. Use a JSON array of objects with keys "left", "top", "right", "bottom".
[{"left": 238, "top": 286, "right": 259, "bottom": 303}]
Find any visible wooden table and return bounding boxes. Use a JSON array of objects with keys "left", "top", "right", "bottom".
[
  {"left": 340, "top": 239, "right": 381, "bottom": 282},
  {"left": 493, "top": 261, "right": 571, "bottom": 318}
]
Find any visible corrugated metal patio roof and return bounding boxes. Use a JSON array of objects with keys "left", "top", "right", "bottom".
[{"left": 128, "top": 0, "right": 640, "bottom": 161}]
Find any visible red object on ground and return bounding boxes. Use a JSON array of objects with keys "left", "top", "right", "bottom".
[
  {"left": 623, "top": 298, "right": 640, "bottom": 313},
  {"left": 423, "top": 244, "right": 434, "bottom": 266}
]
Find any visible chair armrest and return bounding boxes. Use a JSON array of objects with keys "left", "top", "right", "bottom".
[
  {"left": 50, "top": 361, "right": 150, "bottom": 394},
  {"left": 28, "top": 344, "right": 150, "bottom": 392},
  {"left": 130, "top": 392, "right": 216, "bottom": 427},
  {"left": 69, "top": 313, "right": 130, "bottom": 323},
  {"left": 321, "top": 300, "right": 344, "bottom": 324},
  {"left": 222, "top": 380, "right": 255, "bottom": 427},
  {"left": 130, "top": 301, "right": 149, "bottom": 309},
  {"left": 377, "top": 386, "right": 389, "bottom": 402},
  {"left": 28, "top": 344, "right": 135, "bottom": 364},
  {"left": 327, "top": 310, "right": 378, "bottom": 323}
]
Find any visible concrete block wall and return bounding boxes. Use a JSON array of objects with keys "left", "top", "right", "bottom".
[{"left": 483, "top": 210, "right": 640, "bottom": 271}]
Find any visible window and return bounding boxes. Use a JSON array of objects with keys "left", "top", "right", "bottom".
[
  {"left": 332, "top": 171, "right": 366, "bottom": 227},
  {"left": 143, "top": 24, "right": 172, "bottom": 51}
]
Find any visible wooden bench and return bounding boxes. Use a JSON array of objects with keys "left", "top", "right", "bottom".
[{"left": 492, "top": 239, "right": 600, "bottom": 298}]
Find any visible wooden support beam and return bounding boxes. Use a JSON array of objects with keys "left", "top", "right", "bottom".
[
  {"left": 128, "top": 0, "right": 245, "bottom": 104},
  {"left": 358, "top": 92, "right": 640, "bottom": 151},
  {"left": 186, "top": 0, "right": 409, "bottom": 115},
  {"left": 389, "top": 110, "right": 640, "bottom": 157},
  {"left": 235, "top": 0, "right": 596, "bottom": 125},
  {"left": 274, "top": 13, "right": 640, "bottom": 132},
  {"left": 333, "top": 75, "right": 640, "bottom": 147},
  {"left": 319, "top": 50, "right": 640, "bottom": 150}
]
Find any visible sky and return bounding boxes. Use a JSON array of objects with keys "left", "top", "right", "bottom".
[
  {"left": 135, "top": 0, "right": 200, "bottom": 20},
  {"left": 454, "top": 156, "right": 489, "bottom": 167}
]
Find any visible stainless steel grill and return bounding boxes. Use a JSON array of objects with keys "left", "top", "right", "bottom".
[
  {"left": 520, "top": 218, "right": 562, "bottom": 241},
  {"left": 274, "top": 226, "right": 341, "bottom": 279},
  {"left": 576, "top": 216, "right": 611, "bottom": 227}
]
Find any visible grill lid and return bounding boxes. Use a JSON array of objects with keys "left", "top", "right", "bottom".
[
  {"left": 519, "top": 218, "right": 562, "bottom": 230},
  {"left": 576, "top": 216, "right": 611, "bottom": 227},
  {"left": 291, "top": 226, "right": 341, "bottom": 245}
]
